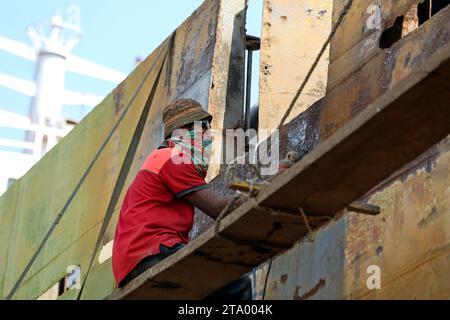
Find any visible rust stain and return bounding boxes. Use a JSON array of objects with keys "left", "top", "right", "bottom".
[
  {"left": 113, "top": 82, "right": 126, "bottom": 115},
  {"left": 417, "top": 206, "right": 438, "bottom": 228},
  {"left": 295, "top": 278, "right": 326, "bottom": 300},
  {"left": 259, "top": 0, "right": 332, "bottom": 130}
]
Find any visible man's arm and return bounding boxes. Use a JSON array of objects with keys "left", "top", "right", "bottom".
[{"left": 184, "top": 187, "right": 245, "bottom": 220}]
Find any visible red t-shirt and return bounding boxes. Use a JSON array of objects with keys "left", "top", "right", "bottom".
[{"left": 112, "top": 142, "right": 209, "bottom": 286}]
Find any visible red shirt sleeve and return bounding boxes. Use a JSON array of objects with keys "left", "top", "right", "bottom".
[{"left": 159, "top": 154, "right": 209, "bottom": 198}]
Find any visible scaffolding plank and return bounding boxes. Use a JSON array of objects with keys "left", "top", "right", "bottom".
[{"left": 106, "top": 43, "right": 450, "bottom": 300}]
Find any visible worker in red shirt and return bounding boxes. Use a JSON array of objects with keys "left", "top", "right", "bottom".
[{"left": 112, "top": 99, "right": 252, "bottom": 299}]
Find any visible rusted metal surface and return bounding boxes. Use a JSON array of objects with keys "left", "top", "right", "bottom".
[
  {"left": 253, "top": 217, "right": 346, "bottom": 300},
  {"left": 321, "top": 3, "right": 450, "bottom": 140},
  {"left": 258, "top": 42, "right": 450, "bottom": 215},
  {"left": 190, "top": 0, "right": 249, "bottom": 240},
  {"left": 322, "top": 4, "right": 450, "bottom": 298},
  {"left": 251, "top": 2, "right": 450, "bottom": 300},
  {"left": 258, "top": 0, "right": 333, "bottom": 130},
  {"left": 254, "top": 139, "right": 450, "bottom": 300},
  {"left": 343, "top": 138, "right": 450, "bottom": 299},
  {"left": 328, "top": 0, "right": 424, "bottom": 90},
  {"left": 190, "top": 98, "right": 324, "bottom": 239},
  {"left": 206, "top": 0, "right": 247, "bottom": 181}
]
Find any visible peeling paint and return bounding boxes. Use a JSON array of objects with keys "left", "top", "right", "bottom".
[
  {"left": 259, "top": 0, "right": 333, "bottom": 130},
  {"left": 295, "top": 278, "right": 326, "bottom": 300},
  {"left": 252, "top": 0, "right": 450, "bottom": 300}
]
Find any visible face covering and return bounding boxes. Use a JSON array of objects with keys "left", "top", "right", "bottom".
[{"left": 168, "top": 129, "right": 212, "bottom": 177}]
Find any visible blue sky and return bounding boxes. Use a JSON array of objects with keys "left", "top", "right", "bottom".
[{"left": 0, "top": 0, "right": 263, "bottom": 122}]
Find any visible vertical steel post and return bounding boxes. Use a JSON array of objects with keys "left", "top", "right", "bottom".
[{"left": 245, "top": 35, "right": 261, "bottom": 131}]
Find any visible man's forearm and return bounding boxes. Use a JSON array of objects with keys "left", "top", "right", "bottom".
[
  {"left": 184, "top": 188, "right": 244, "bottom": 220},
  {"left": 207, "top": 195, "right": 236, "bottom": 219}
]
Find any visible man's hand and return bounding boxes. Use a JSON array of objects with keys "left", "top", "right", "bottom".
[{"left": 184, "top": 188, "right": 246, "bottom": 220}]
